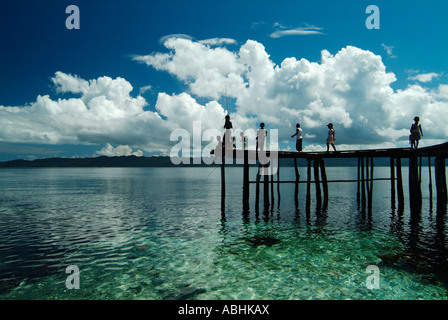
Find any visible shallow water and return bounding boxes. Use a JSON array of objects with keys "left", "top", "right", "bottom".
[{"left": 0, "top": 166, "right": 447, "bottom": 300}]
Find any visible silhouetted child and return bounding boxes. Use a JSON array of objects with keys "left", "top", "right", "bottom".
[
  {"left": 326, "top": 123, "right": 336, "bottom": 152},
  {"left": 410, "top": 116, "right": 423, "bottom": 148},
  {"left": 210, "top": 135, "right": 223, "bottom": 164},
  {"left": 212, "top": 136, "right": 222, "bottom": 156},
  {"left": 223, "top": 115, "right": 232, "bottom": 130},
  {"left": 256, "top": 122, "right": 267, "bottom": 151},
  {"left": 291, "top": 123, "right": 303, "bottom": 152},
  {"left": 240, "top": 131, "right": 247, "bottom": 150},
  {"left": 223, "top": 115, "right": 233, "bottom": 149}
]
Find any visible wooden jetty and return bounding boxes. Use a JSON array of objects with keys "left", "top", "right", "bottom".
[{"left": 219, "top": 142, "right": 448, "bottom": 216}]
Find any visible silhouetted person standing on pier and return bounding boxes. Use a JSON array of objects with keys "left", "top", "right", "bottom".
[
  {"left": 291, "top": 123, "right": 303, "bottom": 152},
  {"left": 213, "top": 135, "right": 222, "bottom": 160},
  {"left": 326, "top": 123, "right": 336, "bottom": 152},
  {"left": 223, "top": 115, "right": 233, "bottom": 150},
  {"left": 240, "top": 131, "right": 247, "bottom": 150},
  {"left": 256, "top": 122, "right": 267, "bottom": 151},
  {"left": 410, "top": 116, "right": 423, "bottom": 149}
]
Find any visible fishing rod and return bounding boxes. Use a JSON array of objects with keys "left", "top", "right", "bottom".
[{"left": 225, "top": 85, "right": 229, "bottom": 114}]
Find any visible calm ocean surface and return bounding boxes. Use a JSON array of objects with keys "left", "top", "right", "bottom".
[{"left": 0, "top": 165, "right": 447, "bottom": 300}]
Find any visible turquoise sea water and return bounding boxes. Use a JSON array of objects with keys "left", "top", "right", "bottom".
[{"left": 0, "top": 165, "right": 447, "bottom": 300}]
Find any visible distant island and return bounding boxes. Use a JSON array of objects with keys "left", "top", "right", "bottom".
[
  {"left": 0, "top": 155, "right": 408, "bottom": 168},
  {"left": 0, "top": 155, "right": 178, "bottom": 168}
]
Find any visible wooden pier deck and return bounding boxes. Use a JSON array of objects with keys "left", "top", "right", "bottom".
[{"left": 218, "top": 142, "right": 448, "bottom": 217}]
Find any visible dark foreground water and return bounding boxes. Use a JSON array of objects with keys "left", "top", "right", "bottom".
[{"left": 0, "top": 166, "right": 447, "bottom": 300}]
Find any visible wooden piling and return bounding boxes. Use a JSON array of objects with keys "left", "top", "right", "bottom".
[
  {"left": 255, "top": 162, "right": 261, "bottom": 211},
  {"left": 390, "top": 157, "right": 396, "bottom": 208},
  {"left": 428, "top": 157, "right": 433, "bottom": 205},
  {"left": 364, "top": 157, "right": 373, "bottom": 212},
  {"left": 243, "top": 149, "right": 249, "bottom": 210},
  {"left": 320, "top": 159, "right": 328, "bottom": 207},
  {"left": 314, "top": 158, "right": 322, "bottom": 208},
  {"left": 221, "top": 147, "right": 225, "bottom": 214},
  {"left": 277, "top": 160, "right": 281, "bottom": 203},
  {"left": 357, "top": 157, "right": 361, "bottom": 204},
  {"left": 365, "top": 157, "right": 370, "bottom": 198},
  {"left": 270, "top": 164, "right": 275, "bottom": 205},
  {"left": 264, "top": 165, "right": 270, "bottom": 207},
  {"left": 368, "top": 157, "right": 374, "bottom": 212},
  {"left": 409, "top": 154, "right": 422, "bottom": 209},
  {"left": 419, "top": 156, "right": 422, "bottom": 185},
  {"left": 306, "top": 158, "right": 311, "bottom": 212},
  {"left": 435, "top": 157, "right": 447, "bottom": 210},
  {"left": 361, "top": 157, "right": 366, "bottom": 210},
  {"left": 396, "top": 158, "right": 404, "bottom": 209},
  {"left": 294, "top": 158, "right": 300, "bottom": 204}
]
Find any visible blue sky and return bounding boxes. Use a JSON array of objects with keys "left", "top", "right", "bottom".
[{"left": 0, "top": 0, "right": 447, "bottom": 160}]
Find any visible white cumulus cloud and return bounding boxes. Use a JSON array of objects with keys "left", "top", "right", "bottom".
[
  {"left": 2, "top": 36, "right": 448, "bottom": 156},
  {"left": 133, "top": 36, "right": 448, "bottom": 148},
  {"left": 1, "top": 72, "right": 166, "bottom": 151},
  {"left": 408, "top": 72, "right": 440, "bottom": 83},
  {"left": 270, "top": 27, "right": 324, "bottom": 38},
  {"left": 96, "top": 143, "right": 143, "bottom": 157}
]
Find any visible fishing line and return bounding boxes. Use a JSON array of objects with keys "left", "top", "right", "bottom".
[{"left": 205, "top": 166, "right": 218, "bottom": 180}]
